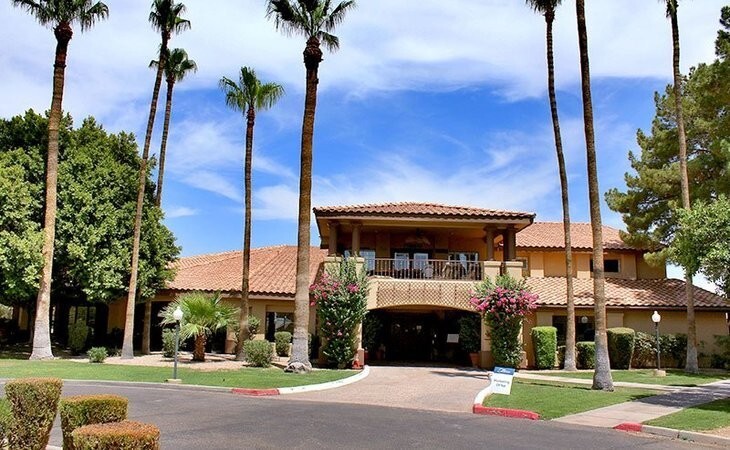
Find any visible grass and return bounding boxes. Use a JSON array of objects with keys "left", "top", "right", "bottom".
[
  {"left": 645, "top": 398, "right": 730, "bottom": 431},
  {"left": 533, "top": 369, "right": 729, "bottom": 387},
  {"left": 0, "top": 359, "right": 355, "bottom": 389},
  {"left": 483, "top": 379, "right": 658, "bottom": 420}
]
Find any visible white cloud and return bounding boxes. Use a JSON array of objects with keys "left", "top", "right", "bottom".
[
  {"left": 165, "top": 206, "right": 199, "bottom": 218},
  {"left": 183, "top": 170, "right": 241, "bottom": 203}
]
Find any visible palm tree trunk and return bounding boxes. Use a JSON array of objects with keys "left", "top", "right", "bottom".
[
  {"left": 576, "top": 0, "right": 613, "bottom": 391},
  {"left": 545, "top": 12, "right": 577, "bottom": 372},
  {"left": 235, "top": 106, "right": 255, "bottom": 361},
  {"left": 141, "top": 297, "right": 152, "bottom": 355},
  {"left": 30, "top": 22, "right": 73, "bottom": 360},
  {"left": 121, "top": 38, "right": 168, "bottom": 359},
  {"left": 193, "top": 334, "right": 206, "bottom": 362},
  {"left": 669, "top": 6, "right": 698, "bottom": 374},
  {"left": 287, "top": 37, "right": 323, "bottom": 373}
]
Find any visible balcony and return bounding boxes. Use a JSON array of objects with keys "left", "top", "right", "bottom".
[{"left": 369, "top": 258, "right": 483, "bottom": 281}]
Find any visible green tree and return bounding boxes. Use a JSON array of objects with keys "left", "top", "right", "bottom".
[
  {"left": 575, "top": 0, "right": 613, "bottom": 391},
  {"left": 160, "top": 292, "right": 237, "bottom": 362},
  {"left": 123, "top": 0, "right": 190, "bottom": 359},
  {"left": 266, "top": 0, "right": 356, "bottom": 373},
  {"left": 219, "top": 67, "right": 284, "bottom": 361},
  {"left": 11, "top": 0, "right": 109, "bottom": 360},
  {"left": 526, "top": 0, "right": 576, "bottom": 372},
  {"left": 141, "top": 47, "right": 197, "bottom": 355}
]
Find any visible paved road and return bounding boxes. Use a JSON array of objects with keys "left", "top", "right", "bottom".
[{"left": 42, "top": 381, "right": 713, "bottom": 449}]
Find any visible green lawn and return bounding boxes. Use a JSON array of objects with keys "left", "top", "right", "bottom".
[
  {"left": 483, "top": 380, "right": 658, "bottom": 420},
  {"left": 645, "top": 398, "right": 730, "bottom": 431},
  {"left": 533, "top": 369, "right": 729, "bottom": 387},
  {"left": 0, "top": 360, "right": 355, "bottom": 389}
]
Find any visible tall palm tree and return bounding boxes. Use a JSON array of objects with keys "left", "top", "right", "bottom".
[
  {"left": 266, "top": 0, "right": 356, "bottom": 372},
  {"left": 122, "top": 0, "right": 190, "bottom": 359},
  {"left": 526, "top": 0, "right": 577, "bottom": 372},
  {"left": 575, "top": 0, "right": 613, "bottom": 391},
  {"left": 140, "top": 47, "right": 197, "bottom": 355},
  {"left": 661, "top": 0, "right": 697, "bottom": 374},
  {"left": 219, "top": 67, "right": 284, "bottom": 361},
  {"left": 12, "top": 0, "right": 109, "bottom": 360}
]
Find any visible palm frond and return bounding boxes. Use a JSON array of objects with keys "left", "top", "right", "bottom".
[
  {"left": 323, "top": 0, "right": 355, "bottom": 33},
  {"left": 166, "top": 48, "right": 197, "bottom": 83},
  {"left": 12, "top": 0, "right": 108, "bottom": 30},
  {"left": 77, "top": 1, "right": 109, "bottom": 32},
  {"left": 318, "top": 31, "right": 339, "bottom": 52},
  {"left": 256, "top": 82, "right": 286, "bottom": 111},
  {"left": 160, "top": 291, "right": 237, "bottom": 341},
  {"left": 219, "top": 76, "right": 246, "bottom": 113}
]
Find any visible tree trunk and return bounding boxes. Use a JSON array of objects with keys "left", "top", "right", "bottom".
[
  {"left": 193, "top": 334, "right": 206, "bottom": 362},
  {"left": 545, "top": 11, "right": 577, "bottom": 372},
  {"left": 287, "top": 37, "right": 323, "bottom": 373},
  {"left": 141, "top": 298, "right": 152, "bottom": 355},
  {"left": 155, "top": 78, "right": 175, "bottom": 205},
  {"left": 235, "top": 106, "right": 255, "bottom": 361},
  {"left": 30, "top": 22, "right": 73, "bottom": 360},
  {"left": 576, "top": 0, "right": 613, "bottom": 391},
  {"left": 121, "top": 36, "right": 168, "bottom": 359},
  {"left": 669, "top": 4, "right": 698, "bottom": 374}
]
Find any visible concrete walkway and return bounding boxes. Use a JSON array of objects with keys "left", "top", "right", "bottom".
[
  {"left": 554, "top": 379, "right": 730, "bottom": 428},
  {"left": 278, "top": 365, "right": 490, "bottom": 413},
  {"left": 515, "top": 371, "right": 680, "bottom": 391}
]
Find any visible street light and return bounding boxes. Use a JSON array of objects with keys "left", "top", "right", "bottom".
[
  {"left": 172, "top": 306, "right": 183, "bottom": 381},
  {"left": 651, "top": 310, "right": 665, "bottom": 377}
]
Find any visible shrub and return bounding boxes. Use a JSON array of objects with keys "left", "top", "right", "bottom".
[
  {"left": 87, "top": 347, "right": 108, "bottom": 364},
  {"left": 660, "top": 333, "right": 687, "bottom": 368},
  {"left": 576, "top": 342, "right": 595, "bottom": 369},
  {"left": 60, "top": 395, "right": 128, "bottom": 450},
  {"left": 607, "top": 327, "right": 635, "bottom": 369},
  {"left": 68, "top": 321, "right": 90, "bottom": 355},
  {"left": 72, "top": 420, "right": 159, "bottom": 450},
  {"left": 162, "top": 328, "right": 176, "bottom": 358},
  {"left": 531, "top": 326, "right": 557, "bottom": 370},
  {"left": 0, "top": 398, "right": 11, "bottom": 447},
  {"left": 274, "top": 331, "right": 292, "bottom": 357},
  {"left": 248, "top": 315, "right": 260, "bottom": 339},
  {"left": 244, "top": 339, "right": 273, "bottom": 367},
  {"left": 458, "top": 315, "right": 481, "bottom": 353},
  {"left": 632, "top": 331, "right": 657, "bottom": 368},
  {"left": 711, "top": 335, "right": 730, "bottom": 369},
  {"left": 556, "top": 345, "right": 566, "bottom": 369},
  {"left": 5, "top": 377, "right": 63, "bottom": 450}
]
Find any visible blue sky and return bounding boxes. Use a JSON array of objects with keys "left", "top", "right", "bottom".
[{"left": 1, "top": 0, "right": 726, "bottom": 285}]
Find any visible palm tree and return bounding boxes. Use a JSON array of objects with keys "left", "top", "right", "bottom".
[
  {"left": 160, "top": 292, "right": 237, "bottom": 362},
  {"left": 661, "top": 0, "right": 697, "bottom": 374},
  {"left": 526, "top": 0, "right": 577, "bottom": 372},
  {"left": 266, "top": 0, "right": 356, "bottom": 372},
  {"left": 140, "top": 48, "right": 197, "bottom": 355},
  {"left": 219, "top": 67, "right": 284, "bottom": 361},
  {"left": 122, "top": 0, "right": 190, "bottom": 359},
  {"left": 575, "top": 0, "right": 613, "bottom": 391},
  {"left": 12, "top": 0, "right": 109, "bottom": 360}
]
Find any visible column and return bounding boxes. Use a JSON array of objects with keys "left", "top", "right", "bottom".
[
  {"left": 484, "top": 227, "right": 495, "bottom": 261},
  {"left": 352, "top": 223, "right": 362, "bottom": 257},
  {"left": 508, "top": 227, "right": 517, "bottom": 261},
  {"left": 328, "top": 221, "right": 338, "bottom": 256}
]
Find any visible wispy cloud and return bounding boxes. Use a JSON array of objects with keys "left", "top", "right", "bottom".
[
  {"left": 165, "top": 206, "right": 199, "bottom": 218},
  {"left": 183, "top": 170, "right": 241, "bottom": 203}
]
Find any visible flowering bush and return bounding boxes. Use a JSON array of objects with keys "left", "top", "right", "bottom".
[
  {"left": 310, "top": 258, "right": 368, "bottom": 369},
  {"left": 469, "top": 275, "right": 538, "bottom": 368}
]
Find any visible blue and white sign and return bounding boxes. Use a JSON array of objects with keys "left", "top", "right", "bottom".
[{"left": 492, "top": 366, "right": 516, "bottom": 395}]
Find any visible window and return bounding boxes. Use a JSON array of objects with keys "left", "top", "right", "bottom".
[
  {"left": 449, "top": 252, "right": 478, "bottom": 269},
  {"left": 552, "top": 315, "right": 595, "bottom": 345},
  {"left": 394, "top": 252, "right": 409, "bottom": 270},
  {"left": 265, "top": 312, "right": 294, "bottom": 341},
  {"left": 516, "top": 256, "right": 530, "bottom": 277},
  {"left": 589, "top": 259, "right": 620, "bottom": 273},
  {"left": 413, "top": 252, "right": 429, "bottom": 270},
  {"left": 344, "top": 249, "right": 376, "bottom": 271}
]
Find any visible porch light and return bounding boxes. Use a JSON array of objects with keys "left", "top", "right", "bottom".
[
  {"left": 173, "top": 306, "right": 184, "bottom": 322},
  {"left": 651, "top": 310, "right": 664, "bottom": 376},
  {"left": 172, "top": 306, "right": 183, "bottom": 381},
  {"left": 580, "top": 316, "right": 588, "bottom": 324}
]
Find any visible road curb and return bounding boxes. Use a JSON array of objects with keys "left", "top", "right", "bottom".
[
  {"left": 230, "top": 365, "right": 370, "bottom": 396},
  {"left": 471, "top": 378, "right": 540, "bottom": 420},
  {"left": 231, "top": 388, "right": 280, "bottom": 396},
  {"left": 614, "top": 423, "right": 730, "bottom": 446}
]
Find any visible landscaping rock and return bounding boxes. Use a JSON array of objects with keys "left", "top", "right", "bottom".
[{"left": 284, "top": 362, "right": 311, "bottom": 374}]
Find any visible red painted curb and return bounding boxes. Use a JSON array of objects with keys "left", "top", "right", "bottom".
[
  {"left": 614, "top": 423, "right": 643, "bottom": 432},
  {"left": 473, "top": 405, "right": 540, "bottom": 420},
  {"left": 231, "top": 388, "right": 280, "bottom": 396}
]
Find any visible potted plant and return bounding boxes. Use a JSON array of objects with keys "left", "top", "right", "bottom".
[
  {"left": 459, "top": 314, "right": 481, "bottom": 367},
  {"left": 362, "top": 312, "right": 383, "bottom": 363}
]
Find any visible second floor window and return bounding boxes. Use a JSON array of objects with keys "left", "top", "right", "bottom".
[{"left": 589, "top": 259, "right": 620, "bottom": 273}]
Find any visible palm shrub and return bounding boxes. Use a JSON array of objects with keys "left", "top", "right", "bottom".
[
  {"left": 274, "top": 331, "right": 292, "bottom": 357},
  {"left": 469, "top": 275, "right": 538, "bottom": 368},
  {"left": 160, "top": 292, "right": 238, "bottom": 362},
  {"left": 310, "top": 258, "right": 368, "bottom": 369},
  {"left": 60, "top": 394, "right": 128, "bottom": 450},
  {"left": 607, "top": 327, "right": 635, "bottom": 369},
  {"left": 72, "top": 421, "right": 159, "bottom": 450},
  {"left": 244, "top": 340, "right": 274, "bottom": 367},
  {"left": 5, "top": 377, "right": 63, "bottom": 450},
  {"left": 87, "top": 347, "right": 108, "bottom": 363},
  {"left": 531, "top": 326, "right": 558, "bottom": 370},
  {"left": 161, "top": 328, "right": 176, "bottom": 358},
  {"left": 68, "top": 321, "right": 90, "bottom": 354},
  {"left": 576, "top": 341, "right": 595, "bottom": 369}
]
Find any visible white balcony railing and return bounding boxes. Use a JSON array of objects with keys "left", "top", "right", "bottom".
[{"left": 369, "top": 258, "right": 482, "bottom": 281}]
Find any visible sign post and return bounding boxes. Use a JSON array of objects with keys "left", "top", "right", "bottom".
[{"left": 491, "top": 366, "right": 515, "bottom": 395}]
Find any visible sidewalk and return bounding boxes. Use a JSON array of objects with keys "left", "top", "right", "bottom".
[
  {"left": 515, "top": 371, "right": 679, "bottom": 392},
  {"left": 552, "top": 379, "right": 730, "bottom": 428}
]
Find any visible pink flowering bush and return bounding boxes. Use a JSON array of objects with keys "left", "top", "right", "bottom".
[
  {"left": 310, "top": 258, "right": 368, "bottom": 369},
  {"left": 469, "top": 274, "right": 538, "bottom": 367}
]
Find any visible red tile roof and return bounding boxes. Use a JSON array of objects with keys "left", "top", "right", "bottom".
[
  {"left": 517, "top": 222, "right": 638, "bottom": 250},
  {"left": 527, "top": 277, "right": 728, "bottom": 309},
  {"left": 168, "top": 246, "right": 327, "bottom": 296},
  {"left": 314, "top": 202, "right": 535, "bottom": 220}
]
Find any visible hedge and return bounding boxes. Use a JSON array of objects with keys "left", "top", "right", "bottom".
[
  {"left": 60, "top": 394, "right": 128, "bottom": 450},
  {"left": 607, "top": 327, "right": 635, "bottom": 369},
  {"left": 68, "top": 321, "right": 90, "bottom": 355},
  {"left": 244, "top": 339, "right": 273, "bottom": 367},
  {"left": 576, "top": 341, "right": 595, "bottom": 369},
  {"left": 72, "top": 421, "right": 160, "bottom": 450},
  {"left": 87, "top": 347, "right": 108, "bottom": 364},
  {"left": 274, "top": 331, "right": 292, "bottom": 357},
  {"left": 5, "top": 377, "right": 63, "bottom": 450},
  {"left": 531, "top": 326, "right": 557, "bottom": 369}
]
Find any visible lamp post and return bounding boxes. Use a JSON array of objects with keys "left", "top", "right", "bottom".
[
  {"left": 168, "top": 306, "right": 184, "bottom": 383},
  {"left": 651, "top": 310, "right": 665, "bottom": 377}
]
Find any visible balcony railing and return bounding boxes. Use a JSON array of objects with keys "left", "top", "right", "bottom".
[{"left": 369, "top": 258, "right": 482, "bottom": 281}]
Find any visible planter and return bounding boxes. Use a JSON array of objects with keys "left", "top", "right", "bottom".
[{"left": 469, "top": 352, "right": 480, "bottom": 368}]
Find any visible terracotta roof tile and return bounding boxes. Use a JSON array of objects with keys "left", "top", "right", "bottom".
[
  {"left": 314, "top": 202, "right": 534, "bottom": 220},
  {"left": 517, "top": 222, "right": 638, "bottom": 250},
  {"left": 526, "top": 277, "right": 728, "bottom": 309},
  {"left": 168, "top": 246, "right": 327, "bottom": 296}
]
